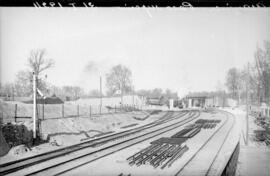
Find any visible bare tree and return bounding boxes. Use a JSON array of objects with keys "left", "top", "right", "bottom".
[
  {"left": 254, "top": 41, "right": 270, "bottom": 104},
  {"left": 12, "top": 49, "right": 54, "bottom": 97},
  {"left": 164, "top": 89, "right": 178, "bottom": 100},
  {"left": 14, "top": 71, "right": 32, "bottom": 96},
  {"left": 226, "top": 67, "right": 241, "bottom": 99},
  {"left": 28, "top": 49, "right": 55, "bottom": 76},
  {"left": 88, "top": 89, "right": 101, "bottom": 98},
  {"left": 151, "top": 88, "right": 163, "bottom": 98},
  {"left": 0, "top": 83, "right": 14, "bottom": 99},
  {"left": 53, "top": 86, "right": 84, "bottom": 100},
  {"left": 26, "top": 49, "right": 55, "bottom": 95},
  {"left": 106, "top": 64, "right": 132, "bottom": 106},
  {"left": 136, "top": 88, "right": 177, "bottom": 104},
  {"left": 73, "top": 86, "right": 84, "bottom": 99}
]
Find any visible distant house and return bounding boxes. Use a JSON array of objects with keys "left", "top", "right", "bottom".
[{"left": 146, "top": 96, "right": 166, "bottom": 106}]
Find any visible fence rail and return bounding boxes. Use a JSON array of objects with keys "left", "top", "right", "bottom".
[{"left": 1, "top": 103, "right": 142, "bottom": 123}]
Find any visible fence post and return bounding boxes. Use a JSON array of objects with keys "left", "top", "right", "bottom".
[
  {"left": 90, "top": 105, "right": 91, "bottom": 118},
  {"left": 0, "top": 111, "right": 3, "bottom": 127},
  {"left": 77, "top": 105, "right": 79, "bottom": 117},
  {"left": 62, "top": 104, "right": 64, "bottom": 118},
  {"left": 14, "top": 104, "right": 17, "bottom": 122},
  {"left": 42, "top": 103, "right": 45, "bottom": 120}
]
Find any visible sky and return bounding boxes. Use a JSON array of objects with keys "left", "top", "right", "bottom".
[{"left": 0, "top": 8, "right": 270, "bottom": 97}]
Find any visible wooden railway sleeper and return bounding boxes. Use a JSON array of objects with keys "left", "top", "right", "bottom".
[
  {"left": 154, "top": 153, "right": 171, "bottom": 168},
  {"left": 152, "top": 149, "right": 173, "bottom": 168},
  {"left": 172, "top": 128, "right": 191, "bottom": 138},
  {"left": 160, "top": 145, "right": 186, "bottom": 169},
  {"left": 188, "top": 128, "right": 201, "bottom": 138},
  {"left": 136, "top": 144, "right": 169, "bottom": 166},
  {"left": 144, "top": 144, "right": 171, "bottom": 165},
  {"left": 167, "top": 146, "right": 189, "bottom": 168},
  {"left": 183, "top": 127, "right": 198, "bottom": 137},
  {"left": 133, "top": 144, "right": 165, "bottom": 166},
  {"left": 137, "top": 144, "right": 163, "bottom": 159},
  {"left": 129, "top": 144, "right": 162, "bottom": 164},
  {"left": 149, "top": 145, "right": 175, "bottom": 166},
  {"left": 128, "top": 145, "right": 159, "bottom": 165},
  {"left": 127, "top": 144, "right": 157, "bottom": 161},
  {"left": 166, "top": 145, "right": 182, "bottom": 158}
]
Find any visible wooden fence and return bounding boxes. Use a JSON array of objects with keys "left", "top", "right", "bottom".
[{"left": 1, "top": 103, "right": 142, "bottom": 123}]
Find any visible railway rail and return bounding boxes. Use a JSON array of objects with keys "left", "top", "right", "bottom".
[
  {"left": 62, "top": 109, "right": 236, "bottom": 176},
  {"left": 2, "top": 111, "right": 172, "bottom": 175},
  {"left": 126, "top": 114, "right": 222, "bottom": 169},
  {"left": 0, "top": 110, "right": 198, "bottom": 175},
  {"left": 175, "top": 110, "right": 236, "bottom": 176},
  {"left": 26, "top": 110, "right": 200, "bottom": 176}
]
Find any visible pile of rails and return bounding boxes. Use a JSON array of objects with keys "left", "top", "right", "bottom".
[
  {"left": 186, "top": 119, "right": 221, "bottom": 129},
  {"left": 127, "top": 138, "right": 188, "bottom": 169},
  {"left": 194, "top": 119, "right": 221, "bottom": 129},
  {"left": 254, "top": 130, "right": 270, "bottom": 146},
  {"left": 255, "top": 117, "right": 270, "bottom": 130},
  {"left": 171, "top": 127, "right": 201, "bottom": 138},
  {"left": 127, "top": 118, "right": 221, "bottom": 169}
]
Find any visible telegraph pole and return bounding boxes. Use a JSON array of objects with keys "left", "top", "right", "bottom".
[
  {"left": 100, "top": 76, "right": 102, "bottom": 115},
  {"left": 132, "top": 85, "right": 135, "bottom": 107},
  {"left": 33, "top": 72, "right": 37, "bottom": 139},
  {"left": 246, "top": 63, "right": 250, "bottom": 146},
  {"left": 12, "top": 86, "right": 15, "bottom": 101},
  {"left": 121, "top": 85, "right": 123, "bottom": 109}
]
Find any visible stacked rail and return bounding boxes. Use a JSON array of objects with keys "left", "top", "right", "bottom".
[
  {"left": 127, "top": 117, "right": 221, "bottom": 169},
  {"left": 185, "top": 119, "right": 221, "bottom": 129},
  {"left": 127, "top": 138, "right": 188, "bottom": 169}
]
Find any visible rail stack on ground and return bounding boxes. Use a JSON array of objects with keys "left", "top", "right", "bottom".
[
  {"left": 186, "top": 119, "right": 221, "bottom": 129},
  {"left": 127, "top": 118, "right": 221, "bottom": 169},
  {"left": 127, "top": 138, "right": 188, "bottom": 169}
]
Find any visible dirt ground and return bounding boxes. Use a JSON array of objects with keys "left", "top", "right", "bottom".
[{"left": 0, "top": 110, "right": 167, "bottom": 164}]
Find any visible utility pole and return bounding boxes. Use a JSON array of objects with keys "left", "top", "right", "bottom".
[
  {"left": 33, "top": 72, "right": 37, "bottom": 139},
  {"left": 100, "top": 76, "right": 102, "bottom": 115},
  {"left": 223, "top": 90, "right": 225, "bottom": 108},
  {"left": 121, "top": 85, "right": 123, "bottom": 109},
  {"left": 238, "top": 87, "right": 241, "bottom": 106},
  {"left": 246, "top": 63, "right": 250, "bottom": 146},
  {"left": 132, "top": 85, "right": 135, "bottom": 107},
  {"left": 12, "top": 86, "right": 14, "bottom": 101}
]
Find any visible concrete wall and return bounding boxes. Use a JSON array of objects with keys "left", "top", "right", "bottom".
[{"left": 221, "top": 142, "right": 240, "bottom": 176}]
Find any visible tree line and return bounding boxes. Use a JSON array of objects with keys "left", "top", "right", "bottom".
[
  {"left": 1, "top": 49, "right": 157, "bottom": 101},
  {"left": 225, "top": 41, "right": 270, "bottom": 105},
  {"left": 136, "top": 88, "right": 178, "bottom": 100}
]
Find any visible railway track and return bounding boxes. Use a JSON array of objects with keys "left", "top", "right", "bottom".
[
  {"left": 59, "top": 109, "right": 236, "bottom": 176},
  {"left": 125, "top": 111, "right": 223, "bottom": 170},
  {"left": 0, "top": 110, "right": 195, "bottom": 175},
  {"left": 175, "top": 110, "right": 236, "bottom": 176},
  {"left": 36, "top": 110, "right": 200, "bottom": 176}
]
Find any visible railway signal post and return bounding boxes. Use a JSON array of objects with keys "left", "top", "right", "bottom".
[
  {"left": 33, "top": 72, "right": 37, "bottom": 139},
  {"left": 100, "top": 76, "right": 102, "bottom": 115},
  {"left": 245, "top": 63, "right": 250, "bottom": 146}
]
